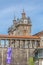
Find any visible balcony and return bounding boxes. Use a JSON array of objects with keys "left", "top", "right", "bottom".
[{"left": 34, "top": 49, "right": 43, "bottom": 59}]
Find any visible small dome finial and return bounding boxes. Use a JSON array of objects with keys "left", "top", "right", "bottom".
[
  {"left": 21, "top": 9, "right": 26, "bottom": 19},
  {"left": 22, "top": 9, "right": 25, "bottom": 13},
  {"left": 14, "top": 14, "right": 16, "bottom": 20},
  {"left": 13, "top": 14, "right": 17, "bottom": 25}
]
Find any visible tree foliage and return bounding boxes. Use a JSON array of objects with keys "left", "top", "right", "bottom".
[{"left": 27, "top": 57, "right": 34, "bottom": 65}]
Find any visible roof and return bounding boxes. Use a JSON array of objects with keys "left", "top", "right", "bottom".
[
  {"left": 33, "top": 31, "right": 43, "bottom": 36},
  {"left": 38, "top": 46, "right": 43, "bottom": 49},
  {"left": 0, "top": 34, "right": 40, "bottom": 39}
]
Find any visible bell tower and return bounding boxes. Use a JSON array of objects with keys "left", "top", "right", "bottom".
[{"left": 8, "top": 10, "right": 32, "bottom": 36}]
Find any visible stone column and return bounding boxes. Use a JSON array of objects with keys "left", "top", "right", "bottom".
[
  {"left": 28, "top": 40, "right": 30, "bottom": 48},
  {"left": 15, "top": 40, "right": 20, "bottom": 48},
  {"left": 0, "top": 39, "right": 1, "bottom": 47},
  {"left": 19, "top": 40, "right": 20, "bottom": 48},
  {"left": 15, "top": 40, "right": 16, "bottom": 48},
  {"left": 20, "top": 40, "right": 25, "bottom": 48},
  {"left": 27, "top": 49, "right": 29, "bottom": 62},
  {"left": 40, "top": 36, "right": 43, "bottom": 47},
  {"left": 30, "top": 40, "right": 32, "bottom": 48},
  {"left": 13, "top": 40, "right": 15, "bottom": 48},
  {"left": 39, "top": 59, "right": 42, "bottom": 65},
  {"left": 2, "top": 48, "right": 4, "bottom": 65},
  {"left": 29, "top": 40, "right": 32, "bottom": 57},
  {"left": 10, "top": 40, "right": 13, "bottom": 48},
  {"left": 37, "top": 41, "right": 40, "bottom": 47},
  {"left": 34, "top": 40, "right": 37, "bottom": 48},
  {"left": 8, "top": 40, "right": 11, "bottom": 47},
  {"left": 4, "top": 40, "right": 6, "bottom": 47},
  {"left": 25, "top": 40, "right": 28, "bottom": 48},
  {"left": 20, "top": 40, "right": 22, "bottom": 48}
]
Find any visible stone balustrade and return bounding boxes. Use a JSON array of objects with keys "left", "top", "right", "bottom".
[{"left": 0, "top": 39, "right": 40, "bottom": 49}]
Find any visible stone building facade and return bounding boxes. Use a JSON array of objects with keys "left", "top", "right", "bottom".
[
  {"left": 0, "top": 10, "right": 42, "bottom": 65},
  {"left": 8, "top": 10, "right": 32, "bottom": 36},
  {"left": 33, "top": 31, "right": 43, "bottom": 65}
]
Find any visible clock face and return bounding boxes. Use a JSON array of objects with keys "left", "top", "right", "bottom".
[{"left": 24, "top": 20, "right": 28, "bottom": 24}]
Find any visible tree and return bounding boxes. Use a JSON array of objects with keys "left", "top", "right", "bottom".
[{"left": 27, "top": 57, "right": 34, "bottom": 65}]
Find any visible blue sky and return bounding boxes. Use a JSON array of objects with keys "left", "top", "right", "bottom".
[{"left": 0, "top": 0, "right": 43, "bottom": 35}]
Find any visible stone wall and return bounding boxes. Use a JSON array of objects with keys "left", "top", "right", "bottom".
[
  {"left": 0, "top": 39, "right": 40, "bottom": 65},
  {"left": 0, "top": 48, "right": 35, "bottom": 65},
  {"left": 0, "top": 48, "right": 29, "bottom": 65}
]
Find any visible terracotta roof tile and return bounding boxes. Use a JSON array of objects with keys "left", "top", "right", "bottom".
[
  {"left": 33, "top": 31, "right": 43, "bottom": 36},
  {"left": 38, "top": 46, "right": 43, "bottom": 49},
  {"left": 0, "top": 34, "right": 40, "bottom": 39}
]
